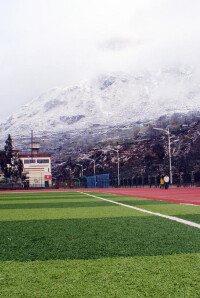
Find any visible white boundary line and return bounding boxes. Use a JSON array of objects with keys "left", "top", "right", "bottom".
[{"left": 79, "top": 191, "right": 200, "bottom": 230}]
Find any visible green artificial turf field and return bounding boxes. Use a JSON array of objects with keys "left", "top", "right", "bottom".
[{"left": 0, "top": 191, "right": 200, "bottom": 297}]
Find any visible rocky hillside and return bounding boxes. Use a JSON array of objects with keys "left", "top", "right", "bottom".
[
  {"left": 1, "top": 69, "right": 200, "bottom": 185},
  {"left": 50, "top": 111, "right": 200, "bottom": 185},
  {"left": 1, "top": 68, "right": 200, "bottom": 143}
]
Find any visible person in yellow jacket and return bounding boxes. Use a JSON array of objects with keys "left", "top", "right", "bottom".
[{"left": 160, "top": 176, "right": 164, "bottom": 189}]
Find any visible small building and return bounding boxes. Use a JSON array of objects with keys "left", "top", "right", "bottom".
[{"left": 19, "top": 141, "right": 52, "bottom": 188}]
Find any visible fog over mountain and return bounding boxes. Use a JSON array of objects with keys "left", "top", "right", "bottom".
[
  {"left": 0, "top": 67, "right": 200, "bottom": 143},
  {"left": 1, "top": 0, "right": 200, "bottom": 121}
]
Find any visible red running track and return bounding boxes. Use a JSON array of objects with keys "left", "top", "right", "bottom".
[
  {"left": 0, "top": 188, "right": 200, "bottom": 205},
  {"left": 93, "top": 188, "right": 200, "bottom": 205}
]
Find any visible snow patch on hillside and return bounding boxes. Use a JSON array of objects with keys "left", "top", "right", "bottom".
[{"left": 0, "top": 68, "right": 200, "bottom": 140}]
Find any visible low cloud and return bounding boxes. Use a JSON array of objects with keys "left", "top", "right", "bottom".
[{"left": 0, "top": 0, "right": 200, "bottom": 120}]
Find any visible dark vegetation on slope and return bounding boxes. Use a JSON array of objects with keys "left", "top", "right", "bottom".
[{"left": 48, "top": 111, "right": 200, "bottom": 185}]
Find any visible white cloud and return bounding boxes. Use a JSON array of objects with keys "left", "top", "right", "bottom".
[{"left": 0, "top": 0, "right": 200, "bottom": 120}]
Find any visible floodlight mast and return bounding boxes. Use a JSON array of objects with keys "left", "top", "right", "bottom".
[
  {"left": 108, "top": 148, "right": 120, "bottom": 187},
  {"left": 76, "top": 164, "right": 83, "bottom": 177},
  {"left": 66, "top": 168, "right": 72, "bottom": 178},
  {"left": 153, "top": 127, "right": 172, "bottom": 184},
  {"left": 93, "top": 159, "right": 96, "bottom": 176},
  {"left": 87, "top": 158, "right": 96, "bottom": 176}
]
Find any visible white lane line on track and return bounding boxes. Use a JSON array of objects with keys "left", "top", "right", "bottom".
[{"left": 79, "top": 191, "right": 200, "bottom": 230}]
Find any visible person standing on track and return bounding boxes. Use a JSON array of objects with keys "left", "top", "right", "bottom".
[
  {"left": 164, "top": 174, "right": 169, "bottom": 189},
  {"left": 160, "top": 175, "right": 164, "bottom": 189}
]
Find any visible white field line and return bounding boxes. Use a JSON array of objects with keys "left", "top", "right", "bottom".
[
  {"left": 180, "top": 203, "right": 197, "bottom": 206},
  {"left": 79, "top": 191, "right": 200, "bottom": 230}
]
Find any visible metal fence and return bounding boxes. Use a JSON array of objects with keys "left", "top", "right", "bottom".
[
  {"left": 87, "top": 174, "right": 110, "bottom": 188},
  {"left": 110, "top": 172, "right": 200, "bottom": 188}
]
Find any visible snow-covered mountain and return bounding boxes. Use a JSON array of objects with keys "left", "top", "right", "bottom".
[{"left": 1, "top": 68, "right": 200, "bottom": 140}]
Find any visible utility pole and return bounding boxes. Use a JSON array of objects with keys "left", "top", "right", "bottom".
[{"left": 153, "top": 127, "right": 172, "bottom": 184}]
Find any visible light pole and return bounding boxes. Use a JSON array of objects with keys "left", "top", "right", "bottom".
[
  {"left": 92, "top": 159, "right": 96, "bottom": 176},
  {"left": 153, "top": 127, "right": 172, "bottom": 184},
  {"left": 66, "top": 167, "right": 72, "bottom": 178},
  {"left": 76, "top": 164, "right": 83, "bottom": 177},
  {"left": 108, "top": 148, "right": 120, "bottom": 187},
  {"left": 86, "top": 158, "right": 96, "bottom": 176}
]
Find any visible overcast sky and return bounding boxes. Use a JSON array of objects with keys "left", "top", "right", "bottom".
[{"left": 1, "top": 0, "right": 200, "bottom": 121}]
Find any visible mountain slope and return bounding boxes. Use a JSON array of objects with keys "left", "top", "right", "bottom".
[{"left": 0, "top": 68, "right": 200, "bottom": 140}]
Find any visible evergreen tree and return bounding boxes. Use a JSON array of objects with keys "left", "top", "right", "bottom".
[
  {"left": 0, "top": 150, "right": 7, "bottom": 176},
  {"left": 0, "top": 134, "right": 23, "bottom": 181},
  {"left": 4, "top": 134, "right": 13, "bottom": 164},
  {"left": 10, "top": 152, "right": 24, "bottom": 181}
]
